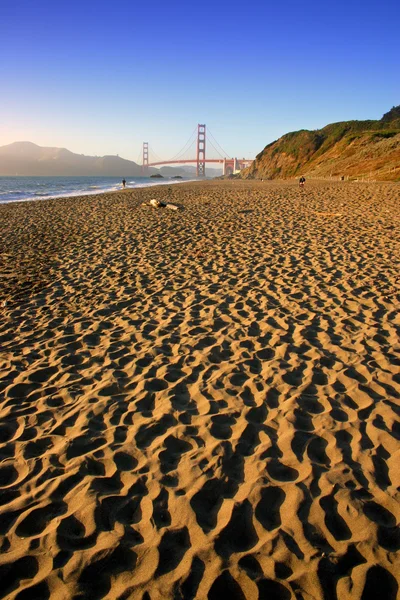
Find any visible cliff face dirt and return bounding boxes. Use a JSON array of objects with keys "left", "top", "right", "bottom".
[{"left": 241, "top": 106, "right": 400, "bottom": 181}]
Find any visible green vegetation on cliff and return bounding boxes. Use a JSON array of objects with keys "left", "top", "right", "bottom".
[{"left": 241, "top": 106, "right": 400, "bottom": 181}]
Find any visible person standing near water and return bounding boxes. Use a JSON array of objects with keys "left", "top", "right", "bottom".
[{"left": 122, "top": 178, "right": 126, "bottom": 188}]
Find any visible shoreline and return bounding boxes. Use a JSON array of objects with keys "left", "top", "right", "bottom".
[
  {"left": 1, "top": 176, "right": 399, "bottom": 208},
  {"left": 0, "top": 179, "right": 399, "bottom": 599},
  {"left": 0, "top": 176, "right": 199, "bottom": 206}
]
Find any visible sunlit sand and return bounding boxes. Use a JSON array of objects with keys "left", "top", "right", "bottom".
[{"left": 0, "top": 180, "right": 399, "bottom": 599}]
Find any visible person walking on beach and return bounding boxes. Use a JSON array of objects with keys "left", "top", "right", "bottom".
[
  {"left": 122, "top": 178, "right": 126, "bottom": 188},
  {"left": 299, "top": 176, "right": 306, "bottom": 188}
]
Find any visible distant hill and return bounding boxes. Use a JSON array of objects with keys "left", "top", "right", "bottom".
[
  {"left": 0, "top": 142, "right": 149, "bottom": 176},
  {"left": 0, "top": 142, "right": 222, "bottom": 177},
  {"left": 239, "top": 106, "right": 400, "bottom": 181}
]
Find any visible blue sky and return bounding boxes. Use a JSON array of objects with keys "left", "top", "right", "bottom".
[{"left": 1, "top": 0, "right": 399, "bottom": 163}]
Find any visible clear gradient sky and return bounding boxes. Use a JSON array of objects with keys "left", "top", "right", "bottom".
[{"left": 1, "top": 0, "right": 399, "bottom": 163}]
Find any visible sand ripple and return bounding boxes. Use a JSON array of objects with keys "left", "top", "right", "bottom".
[{"left": 0, "top": 180, "right": 399, "bottom": 599}]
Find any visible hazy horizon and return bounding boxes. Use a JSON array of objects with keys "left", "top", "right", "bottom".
[{"left": 2, "top": 0, "right": 399, "bottom": 163}]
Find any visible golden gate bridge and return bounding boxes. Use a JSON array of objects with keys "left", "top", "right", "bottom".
[{"left": 141, "top": 124, "right": 253, "bottom": 177}]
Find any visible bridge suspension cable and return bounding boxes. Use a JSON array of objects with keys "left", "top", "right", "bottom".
[
  {"left": 207, "top": 128, "right": 231, "bottom": 159},
  {"left": 206, "top": 137, "right": 225, "bottom": 159},
  {"left": 172, "top": 137, "right": 197, "bottom": 162},
  {"left": 167, "top": 126, "right": 198, "bottom": 162},
  {"left": 161, "top": 127, "right": 197, "bottom": 160},
  {"left": 140, "top": 123, "right": 252, "bottom": 178},
  {"left": 148, "top": 147, "right": 163, "bottom": 163},
  {"left": 141, "top": 126, "right": 231, "bottom": 164}
]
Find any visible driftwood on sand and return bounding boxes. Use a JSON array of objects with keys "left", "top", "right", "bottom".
[{"left": 148, "top": 198, "right": 179, "bottom": 210}]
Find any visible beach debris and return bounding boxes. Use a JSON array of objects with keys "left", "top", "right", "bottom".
[{"left": 148, "top": 199, "right": 179, "bottom": 210}]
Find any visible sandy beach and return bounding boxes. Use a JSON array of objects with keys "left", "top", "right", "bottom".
[{"left": 0, "top": 179, "right": 399, "bottom": 600}]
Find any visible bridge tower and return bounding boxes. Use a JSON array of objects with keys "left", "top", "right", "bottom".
[
  {"left": 197, "top": 124, "right": 206, "bottom": 177},
  {"left": 142, "top": 142, "right": 149, "bottom": 174}
]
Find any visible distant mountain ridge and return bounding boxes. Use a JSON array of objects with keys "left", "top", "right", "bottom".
[
  {"left": 239, "top": 106, "right": 400, "bottom": 181},
  {"left": 0, "top": 142, "right": 222, "bottom": 177}
]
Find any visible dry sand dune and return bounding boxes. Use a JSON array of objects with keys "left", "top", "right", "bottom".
[{"left": 0, "top": 180, "right": 399, "bottom": 600}]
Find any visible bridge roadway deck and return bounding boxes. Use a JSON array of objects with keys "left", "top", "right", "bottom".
[{"left": 147, "top": 159, "right": 252, "bottom": 166}]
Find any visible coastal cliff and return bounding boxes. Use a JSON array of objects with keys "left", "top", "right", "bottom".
[{"left": 240, "top": 106, "right": 400, "bottom": 181}]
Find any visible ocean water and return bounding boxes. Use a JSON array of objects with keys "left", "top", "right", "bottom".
[{"left": 0, "top": 175, "right": 193, "bottom": 204}]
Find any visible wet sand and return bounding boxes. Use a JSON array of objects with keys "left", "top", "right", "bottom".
[{"left": 0, "top": 180, "right": 399, "bottom": 599}]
